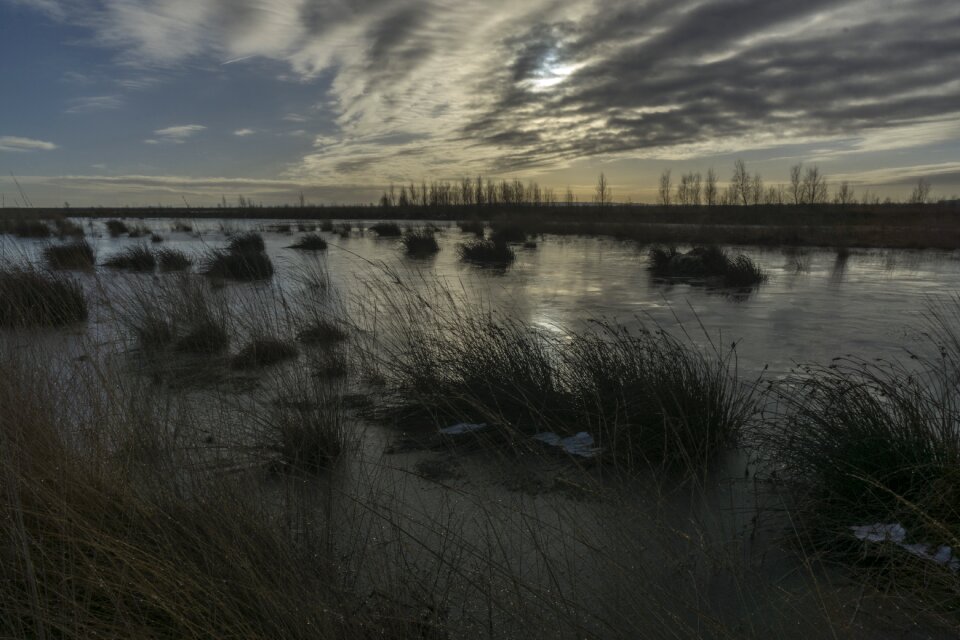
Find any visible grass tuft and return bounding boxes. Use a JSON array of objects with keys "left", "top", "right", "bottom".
[
  {"left": 204, "top": 233, "right": 273, "bottom": 280},
  {"left": 457, "top": 219, "right": 485, "bottom": 236},
  {"left": 290, "top": 233, "right": 328, "bottom": 251},
  {"left": 104, "top": 245, "right": 156, "bottom": 271},
  {"left": 401, "top": 229, "right": 440, "bottom": 257},
  {"left": 105, "top": 219, "right": 129, "bottom": 237},
  {"left": 156, "top": 247, "right": 193, "bottom": 271},
  {"left": 648, "top": 245, "right": 765, "bottom": 287},
  {"left": 370, "top": 222, "right": 402, "bottom": 237},
  {"left": 0, "top": 265, "right": 88, "bottom": 327},
  {"left": 457, "top": 239, "right": 515, "bottom": 266},
  {"left": 43, "top": 240, "right": 96, "bottom": 270}
]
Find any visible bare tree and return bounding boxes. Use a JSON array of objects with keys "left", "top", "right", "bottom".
[
  {"left": 790, "top": 163, "right": 803, "bottom": 204},
  {"left": 731, "top": 159, "right": 751, "bottom": 206},
  {"left": 835, "top": 181, "right": 855, "bottom": 206},
  {"left": 704, "top": 168, "right": 718, "bottom": 206},
  {"left": 595, "top": 172, "right": 612, "bottom": 208},
  {"left": 690, "top": 172, "right": 702, "bottom": 205},
  {"left": 658, "top": 169, "right": 672, "bottom": 206},
  {"left": 802, "top": 166, "right": 828, "bottom": 204},
  {"left": 910, "top": 177, "right": 931, "bottom": 204},
  {"left": 750, "top": 172, "right": 764, "bottom": 205},
  {"left": 565, "top": 186, "right": 576, "bottom": 207}
]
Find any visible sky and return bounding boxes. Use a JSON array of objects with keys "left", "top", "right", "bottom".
[{"left": 1, "top": 0, "right": 959, "bottom": 207}]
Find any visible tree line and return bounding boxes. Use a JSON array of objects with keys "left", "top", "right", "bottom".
[{"left": 379, "top": 161, "right": 940, "bottom": 209}]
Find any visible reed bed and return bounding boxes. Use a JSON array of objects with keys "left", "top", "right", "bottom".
[
  {"left": 43, "top": 240, "right": 96, "bottom": 270},
  {"left": 0, "top": 265, "right": 88, "bottom": 328}
]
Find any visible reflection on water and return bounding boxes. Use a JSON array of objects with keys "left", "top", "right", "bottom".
[{"left": 3, "top": 217, "right": 958, "bottom": 378}]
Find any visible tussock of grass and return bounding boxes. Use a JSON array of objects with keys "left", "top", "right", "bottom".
[
  {"left": 105, "top": 219, "right": 129, "bottom": 237},
  {"left": 151, "top": 233, "right": 164, "bottom": 243},
  {"left": 0, "top": 266, "right": 88, "bottom": 328},
  {"left": 401, "top": 229, "right": 440, "bottom": 257},
  {"left": 104, "top": 245, "right": 156, "bottom": 271},
  {"left": 457, "top": 219, "right": 485, "bottom": 236},
  {"left": 231, "top": 337, "right": 299, "bottom": 369},
  {"left": 370, "top": 222, "right": 402, "bottom": 237},
  {"left": 43, "top": 240, "right": 96, "bottom": 270},
  {"left": 53, "top": 217, "right": 85, "bottom": 238},
  {"left": 204, "top": 233, "right": 273, "bottom": 280},
  {"left": 255, "top": 391, "right": 350, "bottom": 473},
  {"left": 127, "top": 224, "right": 152, "bottom": 238},
  {"left": 648, "top": 245, "right": 766, "bottom": 287},
  {"left": 290, "top": 233, "right": 328, "bottom": 251},
  {"left": 320, "top": 219, "right": 334, "bottom": 232},
  {"left": 171, "top": 220, "right": 193, "bottom": 232},
  {"left": 12, "top": 219, "right": 51, "bottom": 238},
  {"left": 156, "top": 247, "right": 192, "bottom": 271},
  {"left": 457, "top": 239, "right": 515, "bottom": 266}
]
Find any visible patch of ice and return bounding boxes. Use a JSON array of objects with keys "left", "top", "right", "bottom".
[
  {"left": 850, "top": 523, "right": 960, "bottom": 572},
  {"left": 439, "top": 423, "right": 488, "bottom": 436},
  {"left": 532, "top": 431, "right": 602, "bottom": 459}
]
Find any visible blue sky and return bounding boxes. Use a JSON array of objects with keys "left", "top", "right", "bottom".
[{"left": 1, "top": 0, "right": 959, "bottom": 206}]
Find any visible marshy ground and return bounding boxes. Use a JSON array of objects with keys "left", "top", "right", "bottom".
[{"left": 1, "top": 216, "right": 960, "bottom": 638}]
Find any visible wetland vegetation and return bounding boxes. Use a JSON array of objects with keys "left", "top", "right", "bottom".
[{"left": 1, "top": 216, "right": 960, "bottom": 638}]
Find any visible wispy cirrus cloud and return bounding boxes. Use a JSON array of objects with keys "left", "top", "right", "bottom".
[
  {"left": 65, "top": 95, "right": 124, "bottom": 114},
  {"left": 233, "top": 128, "right": 255, "bottom": 136},
  {"left": 145, "top": 124, "right": 206, "bottom": 145},
  {"left": 0, "top": 135, "right": 58, "bottom": 152}
]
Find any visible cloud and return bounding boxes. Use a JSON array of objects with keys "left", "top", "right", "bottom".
[
  {"left": 13, "top": 0, "right": 960, "bottom": 188},
  {"left": 233, "top": 128, "right": 256, "bottom": 136},
  {"left": 0, "top": 136, "right": 58, "bottom": 152},
  {"left": 149, "top": 124, "right": 207, "bottom": 144},
  {"left": 65, "top": 95, "right": 124, "bottom": 114}
]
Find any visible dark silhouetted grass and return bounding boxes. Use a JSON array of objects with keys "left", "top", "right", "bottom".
[
  {"left": 12, "top": 219, "right": 52, "bottom": 238},
  {"left": 151, "top": 233, "right": 164, "bottom": 243},
  {"left": 0, "top": 266, "right": 87, "bottom": 328},
  {"left": 290, "top": 233, "right": 328, "bottom": 251},
  {"left": 43, "top": 240, "right": 96, "bottom": 270},
  {"left": 204, "top": 233, "right": 273, "bottom": 280},
  {"left": 490, "top": 224, "right": 528, "bottom": 244},
  {"left": 298, "top": 319, "right": 348, "bottom": 345},
  {"left": 227, "top": 231, "right": 266, "bottom": 253},
  {"left": 104, "top": 245, "right": 156, "bottom": 272},
  {"left": 53, "top": 217, "right": 85, "bottom": 238}
]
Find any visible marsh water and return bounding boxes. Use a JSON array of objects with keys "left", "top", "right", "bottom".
[
  {"left": 4, "top": 217, "right": 955, "bottom": 377},
  {"left": 4, "top": 218, "right": 959, "bottom": 638}
]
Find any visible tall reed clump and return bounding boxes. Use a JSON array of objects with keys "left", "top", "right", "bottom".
[
  {"left": 289, "top": 233, "right": 328, "bottom": 251},
  {"left": 0, "top": 265, "right": 88, "bottom": 328},
  {"left": 764, "top": 300, "right": 960, "bottom": 555},
  {"left": 204, "top": 232, "right": 274, "bottom": 280},
  {"left": 53, "top": 217, "right": 85, "bottom": 238},
  {"left": 648, "top": 245, "right": 765, "bottom": 287},
  {"left": 104, "top": 244, "right": 156, "bottom": 272},
  {"left": 231, "top": 336, "right": 299, "bottom": 370},
  {"left": 565, "top": 323, "right": 757, "bottom": 469},
  {"left": 43, "top": 240, "right": 96, "bottom": 270},
  {"left": 401, "top": 229, "right": 440, "bottom": 257},
  {"left": 490, "top": 224, "right": 528, "bottom": 244}
]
